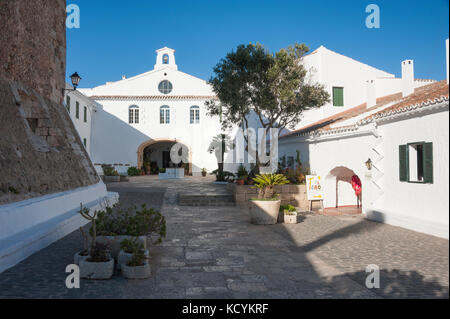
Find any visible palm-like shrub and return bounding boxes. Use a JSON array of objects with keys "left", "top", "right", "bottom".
[{"left": 252, "top": 174, "right": 289, "bottom": 199}]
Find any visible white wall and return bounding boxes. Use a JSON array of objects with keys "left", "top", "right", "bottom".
[{"left": 366, "top": 108, "right": 449, "bottom": 238}]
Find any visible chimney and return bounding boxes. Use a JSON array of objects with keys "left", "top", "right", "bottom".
[
  {"left": 401, "top": 60, "right": 414, "bottom": 97},
  {"left": 446, "top": 38, "right": 449, "bottom": 84},
  {"left": 366, "top": 79, "right": 376, "bottom": 107},
  {"left": 122, "top": 75, "right": 126, "bottom": 80}
]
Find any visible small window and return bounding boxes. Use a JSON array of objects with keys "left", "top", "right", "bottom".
[
  {"left": 83, "top": 138, "right": 87, "bottom": 147},
  {"left": 66, "top": 96, "right": 71, "bottom": 113},
  {"left": 332, "top": 87, "right": 344, "bottom": 107},
  {"left": 84, "top": 106, "right": 87, "bottom": 123},
  {"left": 162, "top": 54, "right": 169, "bottom": 64},
  {"left": 76, "top": 101, "right": 80, "bottom": 119},
  {"left": 399, "top": 142, "right": 433, "bottom": 183},
  {"left": 158, "top": 80, "right": 173, "bottom": 94},
  {"left": 160, "top": 105, "right": 170, "bottom": 124},
  {"left": 129, "top": 105, "right": 139, "bottom": 124},
  {"left": 190, "top": 106, "right": 200, "bottom": 124}
]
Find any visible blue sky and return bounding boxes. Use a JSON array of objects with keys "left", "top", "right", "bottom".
[{"left": 67, "top": 0, "right": 449, "bottom": 88}]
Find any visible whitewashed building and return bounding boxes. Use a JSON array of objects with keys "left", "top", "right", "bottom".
[
  {"left": 278, "top": 40, "right": 449, "bottom": 238},
  {"left": 79, "top": 47, "right": 223, "bottom": 175},
  {"left": 64, "top": 84, "right": 101, "bottom": 158}
]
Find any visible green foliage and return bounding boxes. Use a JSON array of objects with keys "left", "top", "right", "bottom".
[
  {"left": 210, "top": 169, "right": 235, "bottom": 182},
  {"left": 159, "top": 168, "right": 166, "bottom": 173},
  {"left": 120, "top": 237, "right": 144, "bottom": 254},
  {"left": 252, "top": 174, "right": 289, "bottom": 199},
  {"left": 127, "top": 166, "right": 141, "bottom": 176},
  {"left": 127, "top": 249, "right": 147, "bottom": 267},
  {"left": 87, "top": 243, "right": 110, "bottom": 263},
  {"left": 207, "top": 43, "right": 330, "bottom": 170},
  {"left": 236, "top": 164, "right": 249, "bottom": 179},
  {"left": 95, "top": 204, "right": 166, "bottom": 245},
  {"left": 280, "top": 204, "right": 296, "bottom": 213},
  {"left": 102, "top": 164, "right": 119, "bottom": 176}
]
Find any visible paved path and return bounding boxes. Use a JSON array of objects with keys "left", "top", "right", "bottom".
[{"left": 0, "top": 177, "right": 447, "bottom": 298}]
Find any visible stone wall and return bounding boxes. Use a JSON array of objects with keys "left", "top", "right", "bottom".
[
  {"left": 0, "top": 77, "right": 99, "bottom": 205},
  {"left": 0, "top": 0, "right": 66, "bottom": 104},
  {"left": 228, "top": 184, "right": 321, "bottom": 211}
]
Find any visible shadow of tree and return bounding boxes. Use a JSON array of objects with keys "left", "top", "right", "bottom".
[{"left": 328, "top": 268, "right": 449, "bottom": 299}]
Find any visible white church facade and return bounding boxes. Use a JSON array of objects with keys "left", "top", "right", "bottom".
[{"left": 79, "top": 47, "right": 223, "bottom": 175}]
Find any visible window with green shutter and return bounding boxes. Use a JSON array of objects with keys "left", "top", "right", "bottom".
[
  {"left": 66, "top": 96, "right": 71, "bottom": 113},
  {"left": 332, "top": 87, "right": 344, "bottom": 107},
  {"left": 399, "top": 144, "right": 408, "bottom": 182},
  {"left": 84, "top": 106, "right": 87, "bottom": 122},
  {"left": 399, "top": 142, "right": 433, "bottom": 184},
  {"left": 76, "top": 102, "right": 80, "bottom": 119}
]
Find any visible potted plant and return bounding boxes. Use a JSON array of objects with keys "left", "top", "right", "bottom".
[
  {"left": 236, "top": 164, "right": 248, "bottom": 185},
  {"left": 95, "top": 204, "right": 166, "bottom": 260},
  {"left": 281, "top": 204, "right": 298, "bottom": 224},
  {"left": 121, "top": 244, "right": 151, "bottom": 280},
  {"left": 78, "top": 205, "right": 114, "bottom": 280},
  {"left": 127, "top": 166, "right": 141, "bottom": 177},
  {"left": 144, "top": 160, "right": 151, "bottom": 175},
  {"left": 248, "top": 174, "right": 289, "bottom": 225},
  {"left": 118, "top": 237, "right": 149, "bottom": 271},
  {"left": 201, "top": 168, "right": 207, "bottom": 177},
  {"left": 102, "top": 164, "right": 120, "bottom": 183},
  {"left": 74, "top": 226, "right": 90, "bottom": 265}
]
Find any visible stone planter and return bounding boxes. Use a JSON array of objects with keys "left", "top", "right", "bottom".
[
  {"left": 117, "top": 249, "right": 149, "bottom": 270},
  {"left": 248, "top": 199, "right": 281, "bottom": 225},
  {"left": 74, "top": 251, "right": 89, "bottom": 265},
  {"left": 122, "top": 262, "right": 151, "bottom": 279},
  {"left": 96, "top": 235, "right": 147, "bottom": 260},
  {"left": 79, "top": 257, "right": 114, "bottom": 280},
  {"left": 104, "top": 175, "right": 120, "bottom": 183},
  {"left": 284, "top": 213, "right": 298, "bottom": 224}
]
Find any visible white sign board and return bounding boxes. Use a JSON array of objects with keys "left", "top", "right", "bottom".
[{"left": 306, "top": 175, "right": 324, "bottom": 201}]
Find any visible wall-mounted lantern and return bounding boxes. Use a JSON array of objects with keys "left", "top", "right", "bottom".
[{"left": 365, "top": 158, "right": 373, "bottom": 170}]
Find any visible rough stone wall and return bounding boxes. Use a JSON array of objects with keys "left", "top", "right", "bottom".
[
  {"left": 0, "top": 0, "right": 66, "bottom": 104},
  {"left": 0, "top": 77, "right": 99, "bottom": 205}
]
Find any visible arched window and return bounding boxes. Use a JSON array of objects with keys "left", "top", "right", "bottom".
[
  {"left": 160, "top": 105, "right": 170, "bottom": 124},
  {"left": 129, "top": 105, "right": 139, "bottom": 124},
  {"left": 190, "top": 105, "right": 200, "bottom": 124},
  {"left": 162, "top": 54, "right": 169, "bottom": 64}
]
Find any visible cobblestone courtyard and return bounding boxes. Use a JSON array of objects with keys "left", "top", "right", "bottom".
[{"left": 0, "top": 177, "right": 448, "bottom": 299}]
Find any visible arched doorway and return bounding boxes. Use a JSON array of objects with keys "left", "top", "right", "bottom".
[
  {"left": 324, "top": 166, "right": 362, "bottom": 214},
  {"left": 137, "top": 139, "right": 192, "bottom": 175}
]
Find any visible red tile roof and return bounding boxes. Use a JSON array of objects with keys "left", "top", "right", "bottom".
[
  {"left": 281, "top": 80, "right": 449, "bottom": 138},
  {"left": 89, "top": 95, "right": 218, "bottom": 101}
]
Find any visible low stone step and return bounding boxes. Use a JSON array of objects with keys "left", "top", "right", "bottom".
[{"left": 179, "top": 194, "right": 235, "bottom": 206}]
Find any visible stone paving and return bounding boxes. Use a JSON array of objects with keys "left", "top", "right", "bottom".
[{"left": 0, "top": 176, "right": 448, "bottom": 299}]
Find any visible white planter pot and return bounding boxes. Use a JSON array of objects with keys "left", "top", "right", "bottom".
[
  {"left": 284, "top": 213, "right": 298, "bottom": 224},
  {"left": 73, "top": 251, "right": 89, "bottom": 265},
  {"left": 117, "top": 249, "right": 149, "bottom": 270},
  {"left": 248, "top": 200, "right": 281, "bottom": 225},
  {"left": 79, "top": 258, "right": 114, "bottom": 280},
  {"left": 104, "top": 176, "right": 120, "bottom": 183},
  {"left": 96, "top": 235, "right": 147, "bottom": 260},
  {"left": 122, "top": 262, "right": 151, "bottom": 279}
]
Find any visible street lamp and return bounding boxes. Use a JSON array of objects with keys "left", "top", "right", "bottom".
[{"left": 63, "top": 72, "right": 82, "bottom": 93}]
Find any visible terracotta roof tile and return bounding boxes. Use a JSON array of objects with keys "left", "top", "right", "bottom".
[{"left": 281, "top": 80, "right": 449, "bottom": 138}]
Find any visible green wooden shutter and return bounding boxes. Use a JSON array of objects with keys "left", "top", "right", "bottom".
[
  {"left": 333, "top": 87, "right": 344, "bottom": 106},
  {"left": 66, "top": 96, "right": 70, "bottom": 113},
  {"left": 423, "top": 142, "right": 433, "bottom": 184},
  {"left": 399, "top": 144, "right": 409, "bottom": 182},
  {"left": 84, "top": 106, "right": 87, "bottom": 122},
  {"left": 76, "top": 102, "right": 80, "bottom": 119}
]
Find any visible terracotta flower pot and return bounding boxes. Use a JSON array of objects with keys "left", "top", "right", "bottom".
[{"left": 236, "top": 179, "right": 245, "bottom": 185}]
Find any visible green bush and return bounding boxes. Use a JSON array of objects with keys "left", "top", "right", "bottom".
[
  {"left": 211, "top": 169, "right": 235, "bottom": 182},
  {"left": 280, "top": 204, "right": 296, "bottom": 213},
  {"left": 159, "top": 168, "right": 166, "bottom": 173},
  {"left": 236, "top": 164, "right": 249, "bottom": 179},
  {"left": 95, "top": 204, "right": 166, "bottom": 245},
  {"left": 102, "top": 164, "right": 119, "bottom": 176},
  {"left": 127, "top": 166, "right": 141, "bottom": 176}
]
